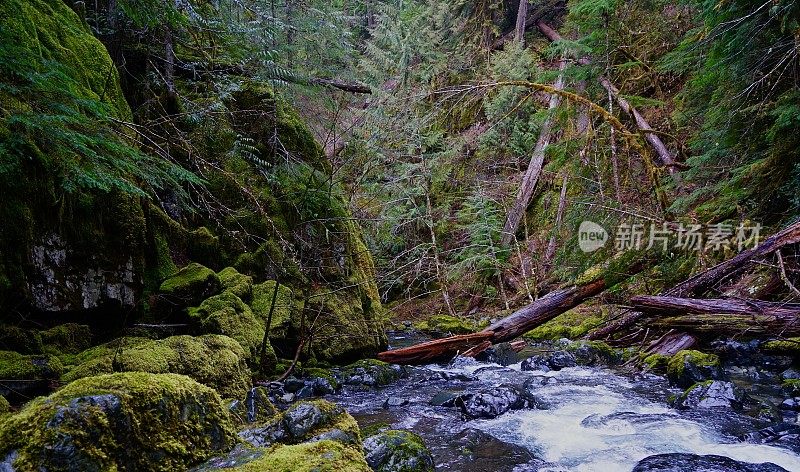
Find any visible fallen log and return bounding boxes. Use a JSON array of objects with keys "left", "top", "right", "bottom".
[
  {"left": 377, "top": 332, "right": 493, "bottom": 364},
  {"left": 632, "top": 295, "right": 800, "bottom": 337},
  {"left": 643, "top": 330, "right": 698, "bottom": 357},
  {"left": 492, "top": 1, "right": 565, "bottom": 50},
  {"left": 665, "top": 219, "right": 800, "bottom": 297}
]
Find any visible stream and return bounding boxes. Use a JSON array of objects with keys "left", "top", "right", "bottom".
[{"left": 328, "top": 332, "right": 800, "bottom": 471}]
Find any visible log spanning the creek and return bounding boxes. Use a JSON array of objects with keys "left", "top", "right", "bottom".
[{"left": 377, "top": 278, "right": 609, "bottom": 365}]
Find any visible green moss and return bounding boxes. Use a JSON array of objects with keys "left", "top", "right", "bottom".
[
  {"left": 218, "top": 267, "right": 254, "bottom": 301},
  {"left": 232, "top": 440, "right": 371, "bottom": 472},
  {"left": 188, "top": 292, "right": 275, "bottom": 370},
  {"left": 642, "top": 353, "right": 670, "bottom": 371},
  {"left": 0, "top": 326, "right": 43, "bottom": 354},
  {"left": 58, "top": 336, "right": 151, "bottom": 368},
  {"left": 762, "top": 338, "right": 800, "bottom": 354},
  {"left": 62, "top": 334, "right": 252, "bottom": 398},
  {"left": 0, "top": 395, "right": 9, "bottom": 415},
  {"left": 0, "top": 372, "right": 236, "bottom": 471},
  {"left": 251, "top": 280, "right": 299, "bottom": 338},
  {"left": 159, "top": 263, "right": 221, "bottom": 304},
  {"left": 783, "top": 379, "right": 800, "bottom": 395},
  {"left": 667, "top": 350, "right": 721, "bottom": 379},
  {"left": 187, "top": 227, "right": 221, "bottom": 268},
  {"left": 364, "top": 430, "right": 434, "bottom": 472},
  {"left": 360, "top": 421, "right": 390, "bottom": 438},
  {"left": 414, "top": 315, "right": 477, "bottom": 336},
  {"left": 0, "top": 351, "right": 63, "bottom": 379},
  {"left": 40, "top": 323, "right": 92, "bottom": 355},
  {"left": 524, "top": 306, "right": 607, "bottom": 340}
]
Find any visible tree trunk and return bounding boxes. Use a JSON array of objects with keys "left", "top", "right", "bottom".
[
  {"left": 536, "top": 21, "right": 680, "bottom": 185},
  {"left": 643, "top": 330, "right": 697, "bottom": 356},
  {"left": 377, "top": 332, "right": 494, "bottom": 364},
  {"left": 515, "top": 0, "right": 529, "bottom": 45},
  {"left": 543, "top": 174, "right": 568, "bottom": 269},
  {"left": 665, "top": 220, "right": 800, "bottom": 298},
  {"left": 501, "top": 60, "right": 566, "bottom": 246},
  {"left": 492, "top": 0, "right": 564, "bottom": 50}
]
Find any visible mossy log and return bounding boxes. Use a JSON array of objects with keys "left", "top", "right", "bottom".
[{"left": 632, "top": 295, "right": 800, "bottom": 337}]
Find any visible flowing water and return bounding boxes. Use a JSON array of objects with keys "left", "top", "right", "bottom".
[{"left": 328, "top": 332, "right": 800, "bottom": 471}]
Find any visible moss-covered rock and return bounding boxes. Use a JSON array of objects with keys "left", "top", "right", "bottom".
[
  {"left": 239, "top": 399, "right": 361, "bottom": 448},
  {"left": 0, "top": 394, "right": 10, "bottom": 415},
  {"left": 40, "top": 323, "right": 92, "bottom": 355},
  {"left": 642, "top": 353, "right": 670, "bottom": 372},
  {"left": 667, "top": 350, "right": 724, "bottom": 388},
  {"left": 159, "top": 263, "right": 222, "bottom": 306},
  {"left": 523, "top": 306, "right": 607, "bottom": 341},
  {"left": 413, "top": 315, "right": 477, "bottom": 337},
  {"left": 250, "top": 280, "right": 300, "bottom": 338},
  {"left": 0, "top": 372, "right": 236, "bottom": 471},
  {"left": 61, "top": 335, "right": 252, "bottom": 398},
  {"left": 0, "top": 326, "right": 43, "bottom": 354},
  {"left": 188, "top": 292, "right": 276, "bottom": 371},
  {"left": 229, "top": 386, "right": 279, "bottom": 425},
  {"left": 229, "top": 441, "right": 371, "bottom": 472},
  {"left": 565, "top": 340, "right": 621, "bottom": 366},
  {"left": 363, "top": 430, "right": 435, "bottom": 472},
  {"left": 0, "top": 351, "right": 63, "bottom": 380},
  {"left": 762, "top": 338, "right": 800, "bottom": 355},
  {"left": 783, "top": 379, "right": 800, "bottom": 396},
  {"left": 218, "top": 267, "right": 253, "bottom": 301}
]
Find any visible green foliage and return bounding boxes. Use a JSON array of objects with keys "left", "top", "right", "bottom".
[{"left": 0, "top": 0, "right": 198, "bottom": 200}]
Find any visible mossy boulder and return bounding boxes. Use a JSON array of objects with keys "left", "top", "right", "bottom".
[
  {"left": 0, "top": 395, "right": 10, "bottom": 415},
  {"left": 221, "top": 441, "right": 372, "bottom": 472},
  {"left": 762, "top": 338, "right": 800, "bottom": 355},
  {"left": 40, "top": 323, "right": 92, "bottom": 355},
  {"left": 188, "top": 291, "right": 276, "bottom": 371},
  {"left": 250, "top": 280, "right": 301, "bottom": 339},
  {"left": 61, "top": 335, "right": 252, "bottom": 398},
  {"left": 159, "top": 263, "right": 222, "bottom": 306},
  {"left": 218, "top": 267, "right": 253, "bottom": 301},
  {"left": 239, "top": 399, "right": 361, "bottom": 448},
  {"left": 642, "top": 353, "right": 670, "bottom": 372},
  {"left": 413, "top": 315, "right": 477, "bottom": 337},
  {"left": 0, "top": 326, "right": 43, "bottom": 354},
  {"left": 0, "top": 372, "right": 236, "bottom": 471},
  {"left": 336, "top": 359, "right": 405, "bottom": 388},
  {"left": 0, "top": 351, "right": 63, "bottom": 381},
  {"left": 363, "top": 430, "right": 435, "bottom": 472},
  {"left": 671, "top": 380, "right": 749, "bottom": 410},
  {"left": 667, "top": 350, "right": 724, "bottom": 388}
]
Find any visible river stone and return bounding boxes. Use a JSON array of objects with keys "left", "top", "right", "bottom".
[
  {"left": 743, "top": 423, "right": 800, "bottom": 453},
  {"left": 475, "top": 342, "right": 520, "bottom": 366},
  {"left": 672, "top": 380, "right": 748, "bottom": 410},
  {"left": 239, "top": 400, "right": 358, "bottom": 448},
  {"left": 337, "top": 360, "right": 405, "bottom": 388},
  {"left": 632, "top": 453, "right": 788, "bottom": 471},
  {"left": 429, "top": 391, "right": 460, "bottom": 407},
  {"left": 548, "top": 350, "right": 577, "bottom": 370},
  {"left": 229, "top": 386, "right": 278, "bottom": 425},
  {"left": 363, "top": 430, "right": 434, "bottom": 472},
  {"left": 520, "top": 355, "right": 551, "bottom": 372},
  {"left": 782, "top": 368, "right": 800, "bottom": 380},
  {"left": 456, "top": 384, "right": 536, "bottom": 419},
  {"left": 383, "top": 397, "right": 409, "bottom": 408},
  {"left": 780, "top": 397, "right": 800, "bottom": 411},
  {"left": 454, "top": 428, "right": 537, "bottom": 470},
  {"left": 283, "top": 376, "right": 306, "bottom": 393}
]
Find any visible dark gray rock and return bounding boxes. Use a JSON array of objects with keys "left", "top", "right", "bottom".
[
  {"left": 548, "top": 351, "right": 577, "bottom": 370},
  {"left": 475, "top": 342, "right": 521, "bottom": 366},
  {"left": 456, "top": 384, "right": 537, "bottom": 419},
  {"left": 672, "top": 381, "right": 749, "bottom": 410},
  {"left": 363, "top": 430, "right": 434, "bottom": 472},
  {"left": 520, "top": 355, "right": 551, "bottom": 372},
  {"left": 383, "top": 397, "right": 409, "bottom": 408},
  {"left": 283, "top": 376, "right": 305, "bottom": 393},
  {"left": 743, "top": 423, "right": 800, "bottom": 453},
  {"left": 782, "top": 368, "right": 800, "bottom": 380},
  {"left": 429, "top": 391, "right": 460, "bottom": 407},
  {"left": 780, "top": 397, "right": 800, "bottom": 411},
  {"left": 309, "top": 377, "right": 336, "bottom": 395},
  {"left": 632, "top": 453, "right": 788, "bottom": 472}
]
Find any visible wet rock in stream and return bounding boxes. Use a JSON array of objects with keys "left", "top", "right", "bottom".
[
  {"left": 631, "top": 453, "right": 788, "bottom": 471},
  {"left": 455, "top": 384, "right": 539, "bottom": 419},
  {"left": 672, "top": 380, "right": 750, "bottom": 409},
  {"left": 363, "top": 430, "right": 434, "bottom": 472}
]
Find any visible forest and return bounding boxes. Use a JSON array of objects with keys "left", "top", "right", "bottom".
[{"left": 0, "top": 0, "right": 800, "bottom": 470}]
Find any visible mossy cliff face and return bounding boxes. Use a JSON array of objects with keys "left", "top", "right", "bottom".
[
  {"left": 0, "top": 0, "right": 146, "bottom": 316},
  {"left": 0, "top": 372, "right": 236, "bottom": 471},
  {"left": 0, "top": 0, "right": 385, "bottom": 364}
]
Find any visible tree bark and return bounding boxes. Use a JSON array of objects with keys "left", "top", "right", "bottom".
[
  {"left": 492, "top": 0, "right": 564, "bottom": 50},
  {"left": 536, "top": 22, "right": 680, "bottom": 184},
  {"left": 543, "top": 174, "right": 568, "bottom": 269},
  {"left": 377, "top": 332, "right": 494, "bottom": 364},
  {"left": 501, "top": 60, "right": 566, "bottom": 246},
  {"left": 515, "top": 0, "right": 529, "bottom": 45}
]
